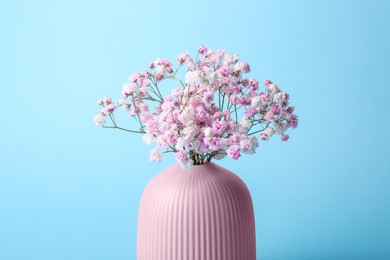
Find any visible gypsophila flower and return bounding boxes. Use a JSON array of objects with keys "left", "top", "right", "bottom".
[
  {"left": 93, "top": 45, "right": 299, "bottom": 168},
  {"left": 149, "top": 147, "right": 162, "bottom": 162},
  {"left": 142, "top": 133, "right": 154, "bottom": 145},
  {"left": 93, "top": 114, "right": 106, "bottom": 126}
]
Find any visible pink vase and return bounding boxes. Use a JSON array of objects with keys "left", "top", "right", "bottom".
[{"left": 137, "top": 162, "right": 256, "bottom": 260}]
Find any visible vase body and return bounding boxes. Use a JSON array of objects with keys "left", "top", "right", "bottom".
[{"left": 137, "top": 162, "right": 256, "bottom": 260}]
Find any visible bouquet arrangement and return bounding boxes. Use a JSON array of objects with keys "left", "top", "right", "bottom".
[{"left": 93, "top": 45, "right": 298, "bottom": 168}]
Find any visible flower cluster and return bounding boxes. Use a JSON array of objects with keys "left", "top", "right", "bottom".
[{"left": 94, "top": 45, "right": 298, "bottom": 169}]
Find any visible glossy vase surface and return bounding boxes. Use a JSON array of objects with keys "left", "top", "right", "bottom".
[{"left": 137, "top": 162, "right": 256, "bottom": 260}]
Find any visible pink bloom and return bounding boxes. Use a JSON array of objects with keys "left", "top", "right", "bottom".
[
  {"left": 139, "top": 103, "right": 149, "bottom": 112},
  {"left": 239, "top": 97, "right": 249, "bottom": 106},
  {"left": 226, "top": 145, "right": 241, "bottom": 160},
  {"left": 138, "top": 87, "right": 149, "bottom": 97},
  {"left": 264, "top": 111, "right": 276, "bottom": 122},
  {"left": 212, "top": 121, "right": 227, "bottom": 135},
  {"left": 203, "top": 90, "right": 214, "bottom": 105},
  {"left": 185, "top": 58, "right": 196, "bottom": 71},
  {"left": 117, "top": 99, "right": 124, "bottom": 106},
  {"left": 154, "top": 73, "right": 164, "bottom": 81},
  {"left": 103, "top": 96, "right": 112, "bottom": 105},
  {"left": 94, "top": 47, "right": 299, "bottom": 167},
  {"left": 267, "top": 84, "right": 280, "bottom": 96},
  {"left": 171, "top": 88, "right": 183, "bottom": 97},
  {"left": 175, "top": 150, "right": 193, "bottom": 169},
  {"left": 249, "top": 78, "right": 259, "bottom": 92},
  {"left": 229, "top": 95, "right": 239, "bottom": 104},
  {"left": 139, "top": 79, "right": 151, "bottom": 87},
  {"left": 177, "top": 52, "right": 189, "bottom": 65},
  {"left": 198, "top": 44, "right": 207, "bottom": 55},
  {"left": 129, "top": 73, "right": 139, "bottom": 82},
  {"left": 122, "top": 83, "right": 137, "bottom": 97},
  {"left": 245, "top": 107, "right": 257, "bottom": 117},
  {"left": 218, "top": 66, "right": 231, "bottom": 77},
  {"left": 104, "top": 104, "right": 116, "bottom": 114},
  {"left": 123, "top": 103, "right": 131, "bottom": 110},
  {"left": 234, "top": 61, "right": 250, "bottom": 73},
  {"left": 240, "top": 137, "right": 258, "bottom": 154},
  {"left": 260, "top": 134, "right": 269, "bottom": 141},
  {"left": 271, "top": 105, "right": 280, "bottom": 113},
  {"left": 286, "top": 106, "right": 295, "bottom": 113},
  {"left": 281, "top": 134, "right": 289, "bottom": 141}
]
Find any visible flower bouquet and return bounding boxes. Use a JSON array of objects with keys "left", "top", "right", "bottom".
[{"left": 93, "top": 45, "right": 298, "bottom": 169}]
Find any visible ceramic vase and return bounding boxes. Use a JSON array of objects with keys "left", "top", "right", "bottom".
[{"left": 137, "top": 162, "right": 256, "bottom": 260}]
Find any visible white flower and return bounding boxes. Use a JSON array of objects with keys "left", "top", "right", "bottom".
[
  {"left": 251, "top": 96, "right": 262, "bottom": 108},
  {"left": 183, "top": 123, "right": 197, "bottom": 138},
  {"left": 214, "top": 151, "right": 226, "bottom": 160},
  {"left": 263, "top": 127, "right": 274, "bottom": 137},
  {"left": 142, "top": 133, "right": 154, "bottom": 145},
  {"left": 179, "top": 159, "right": 194, "bottom": 169},
  {"left": 178, "top": 107, "right": 195, "bottom": 124},
  {"left": 267, "top": 84, "right": 280, "bottom": 96},
  {"left": 149, "top": 148, "right": 162, "bottom": 162},
  {"left": 273, "top": 122, "right": 284, "bottom": 134},
  {"left": 117, "top": 99, "right": 124, "bottom": 106},
  {"left": 204, "top": 127, "right": 214, "bottom": 137},
  {"left": 93, "top": 114, "right": 106, "bottom": 126},
  {"left": 240, "top": 118, "right": 251, "bottom": 130},
  {"left": 185, "top": 71, "right": 201, "bottom": 83},
  {"left": 274, "top": 92, "right": 288, "bottom": 102},
  {"left": 123, "top": 83, "right": 138, "bottom": 95},
  {"left": 155, "top": 65, "right": 166, "bottom": 74},
  {"left": 175, "top": 137, "right": 185, "bottom": 151},
  {"left": 222, "top": 52, "right": 232, "bottom": 65},
  {"left": 232, "top": 54, "right": 239, "bottom": 64},
  {"left": 208, "top": 71, "right": 218, "bottom": 84},
  {"left": 188, "top": 140, "right": 200, "bottom": 150}
]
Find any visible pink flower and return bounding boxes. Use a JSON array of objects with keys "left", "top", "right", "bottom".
[
  {"left": 177, "top": 52, "right": 189, "bottom": 65},
  {"left": 234, "top": 61, "right": 250, "bottom": 73},
  {"left": 212, "top": 121, "right": 227, "bottom": 135},
  {"left": 154, "top": 73, "right": 164, "bottom": 81},
  {"left": 218, "top": 66, "right": 232, "bottom": 77},
  {"left": 129, "top": 73, "right": 139, "bottom": 82},
  {"left": 94, "top": 46, "right": 298, "bottom": 167},
  {"left": 139, "top": 79, "right": 151, "bottom": 87},
  {"left": 264, "top": 110, "right": 276, "bottom": 122},
  {"left": 203, "top": 90, "right": 214, "bottom": 105},
  {"left": 287, "top": 114, "right": 298, "bottom": 128},
  {"left": 175, "top": 150, "right": 193, "bottom": 169},
  {"left": 245, "top": 107, "right": 257, "bottom": 118},
  {"left": 227, "top": 145, "right": 241, "bottom": 160},
  {"left": 104, "top": 104, "right": 117, "bottom": 114},
  {"left": 240, "top": 137, "right": 258, "bottom": 154},
  {"left": 198, "top": 44, "right": 207, "bottom": 55},
  {"left": 281, "top": 134, "right": 289, "bottom": 141},
  {"left": 260, "top": 134, "right": 269, "bottom": 141},
  {"left": 103, "top": 96, "right": 112, "bottom": 105}
]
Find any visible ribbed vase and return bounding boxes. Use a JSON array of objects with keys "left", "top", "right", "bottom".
[{"left": 137, "top": 162, "right": 256, "bottom": 260}]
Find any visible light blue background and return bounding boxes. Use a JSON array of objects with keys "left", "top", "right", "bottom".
[{"left": 1, "top": 0, "right": 389, "bottom": 259}]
